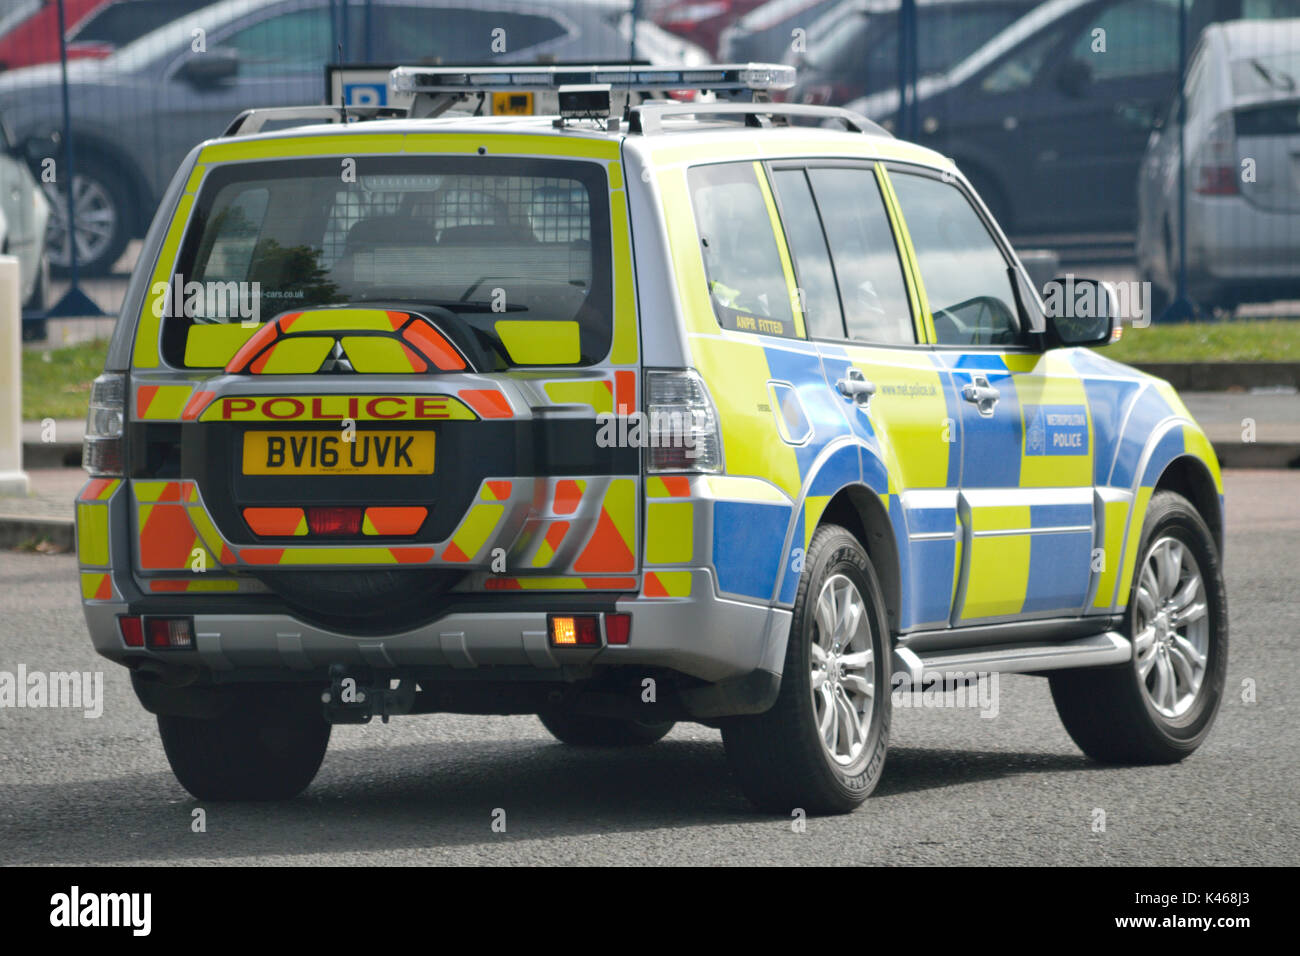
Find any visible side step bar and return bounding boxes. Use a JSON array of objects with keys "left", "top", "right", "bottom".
[{"left": 892, "top": 631, "right": 1131, "bottom": 682}]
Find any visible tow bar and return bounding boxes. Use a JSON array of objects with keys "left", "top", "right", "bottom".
[{"left": 320, "top": 664, "right": 416, "bottom": 724}]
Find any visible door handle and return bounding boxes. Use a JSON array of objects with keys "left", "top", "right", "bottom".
[
  {"left": 961, "top": 375, "right": 1000, "bottom": 417},
  {"left": 836, "top": 368, "right": 876, "bottom": 406}
]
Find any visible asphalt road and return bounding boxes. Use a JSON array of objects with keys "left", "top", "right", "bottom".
[{"left": 1, "top": 470, "right": 1296, "bottom": 866}]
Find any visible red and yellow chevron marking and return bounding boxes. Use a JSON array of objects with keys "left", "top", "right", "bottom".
[
  {"left": 543, "top": 380, "right": 614, "bottom": 415},
  {"left": 553, "top": 479, "right": 585, "bottom": 515},
  {"left": 243, "top": 507, "right": 308, "bottom": 537},
  {"left": 182, "top": 390, "right": 216, "bottom": 420},
  {"left": 573, "top": 479, "right": 636, "bottom": 574},
  {"left": 238, "top": 546, "right": 436, "bottom": 565},
  {"left": 644, "top": 571, "right": 691, "bottom": 598},
  {"left": 442, "top": 500, "right": 505, "bottom": 562},
  {"left": 148, "top": 578, "right": 240, "bottom": 593},
  {"left": 80, "top": 572, "right": 114, "bottom": 601},
  {"left": 79, "top": 478, "right": 121, "bottom": 502},
  {"left": 133, "top": 481, "right": 217, "bottom": 572},
  {"left": 646, "top": 475, "right": 690, "bottom": 498},
  {"left": 225, "top": 309, "right": 469, "bottom": 375},
  {"left": 136, "top": 384, "right": 195, "bottom": 420},
  {"left": 485, "top": 576, "right": 637, "bottom": 591},
  {"left": 481, "top": 481, "right": 513, "bottom": 502},
  {"left": 615, "top": 370, "right": 636, "bottom": 414},
  {"left": 458, "top": 389, "right": 513, "bottom": 419},
  {"left": 531, "top": 520, "right": 571, "bottom": 567},
  {"left": 76, "top": 503, "right": 110, "bottom": 566},
  {"left": 362, "top": 507, "right": 427, "bottom": 536}
]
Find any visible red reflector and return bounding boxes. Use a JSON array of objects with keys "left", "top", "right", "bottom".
[
  {"left": 306, "top": 506, "right": 363, "bottom": 536},
  {"left": 605, "top": 613, "right": 631, "bottom": 645},
  {"left": 1196, "top": 166, "right": 1239, "bottom": 195},
  {"left": 146, "top": 617, "right": 193, "bottom": 649},
  {"left": 549, "top": 614, "right": 600, "bottom": 647},
  {"left": 119, "top": 616, "right": 144, "bottom": 648}
]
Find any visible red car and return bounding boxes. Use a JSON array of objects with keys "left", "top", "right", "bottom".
[
  {"left": 0, "top": 0, "right": 106, "bottom": 71},
  {"left": 654, "top": 0, "right": 768, "bottom": 56}
]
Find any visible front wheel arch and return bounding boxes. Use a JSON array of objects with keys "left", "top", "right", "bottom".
[{"left": 1153, "top": 454, "right": 1224, "bottom": 557}]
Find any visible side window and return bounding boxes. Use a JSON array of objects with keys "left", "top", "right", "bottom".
[
  {"left": 889, "top": 172, "right": 1022, "bottom": 347},
  {"left": 980, "top": 26, "right": 1070, "bottom": 94},
  {"left": 687, "top": 163, "right": 798, "bottom": 339},
  {"left": 807, "top": 167, "right": 914, "bottom": 345},
  {"left": 770, "top": 168, "right": 844, "bottom": 340},
  {"left": 223, "top": 8, "right": 334, "bottom": 76},
  {"left": 1068, "top": 0, "right": 1180, "bottom": 82}
]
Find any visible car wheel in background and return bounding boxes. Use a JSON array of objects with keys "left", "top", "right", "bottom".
[
  {"left": 721, "top": 524, "right": 890, "bottom": 814},
  {"left": 1049, "top": 491, "right": 1227, "bottom": 763},
  {"left": 44, "top": 163, "right": 132, "bottom": 277}
]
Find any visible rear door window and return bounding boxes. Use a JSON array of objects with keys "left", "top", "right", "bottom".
[
  {"left": 164, "top": 155, "right": 613, "bottom": 368},
  {"left": 687, "top": 162, "right": 798, "bottom": 339},
  {"left": 806, "top": 166, "right": 914, "bottom": 345}
]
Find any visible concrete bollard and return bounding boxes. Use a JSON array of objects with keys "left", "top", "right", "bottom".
[{"left": 0, "top": 255, "right": 29, "bottom": 497}]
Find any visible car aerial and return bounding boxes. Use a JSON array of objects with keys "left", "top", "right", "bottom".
[
  {"left": 75, "top": 63, "right": 1229, "bottom": 813},
  {"left": 0, "top": 0, "right": 707, "bottom": 277},
  {"left": 1137, "top": 17, "right": 1300, "bottom": 317},
  {"left": 717, "top": 0, "right": 840, "bottom": 64},
  {"left": 0, "top": 0, "right": 105, "bottom": 72},
  {"left": 778, "top": 0, "right": 1034, "bottom": 108},
  {"left": 846, "top": 0, "right": 1300, "bottom": 234}
]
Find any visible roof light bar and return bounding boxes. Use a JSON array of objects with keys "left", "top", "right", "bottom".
[{"left": 390, "top": 63, "right": 795, "bottom": 96}]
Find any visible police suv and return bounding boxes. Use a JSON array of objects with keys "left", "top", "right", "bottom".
[{"left": 76, "top": 64, "right": 1227, "bottom": 813}]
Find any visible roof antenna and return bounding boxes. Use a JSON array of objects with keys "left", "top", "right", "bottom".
[{"left": 337, "top": 43, "right": 349, "bottom": 124}]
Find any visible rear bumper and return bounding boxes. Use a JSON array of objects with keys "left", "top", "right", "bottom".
[{"left": 83, "top": 566, "right": 791, "bottom": 700}]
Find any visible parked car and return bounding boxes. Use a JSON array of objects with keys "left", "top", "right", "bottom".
[
  {"left": 847, "top": 0, "right": 1300, "bottom": 233},
  {"left": 1138, "top": 18, "right": 1300, "bottom": 315},
  {"left": 0, "top": 115, "right": 49, "bottom": 310},
  {"left": 654, "top": 0, "right": 767, "bottom": 55},
  {"left": 0, "top": 0, "right": 105, "bottom": 71},
  {"left": 781, "top": 0, "right": 1034, "bottom": 107},
  {"left": 64, "top": 0, "right": 222, "bottom": 59},
  {"left": 717, "top": 0, "right": 839, "bottom": 64},
  {"left": 0, "top": 0, "right": 705, "bottom": 276}
]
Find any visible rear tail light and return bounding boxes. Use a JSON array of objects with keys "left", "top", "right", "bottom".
[
  {"left": 82, "top": 373, "right": 125, "bottom": 477},
  {"left": 119, "top": 616, "right": 144, "bottom": 648},
  {"left": 1195, "top": 113, "right": 1239, "bottom": 196},
  {"left": 605, "top": 612, "right": 631, "bottom": 645},
  {"left": 645, "top": 369, "right": 722, "bottom": 473},
  {"left": 145, "top": 617, "right": 193, "bottom": 649},
  {"left": 306, "top": 506, "right": 363, "bottom": 536},
  {"left": 549, "top": 614, "right": 600, "bottom": 647}
]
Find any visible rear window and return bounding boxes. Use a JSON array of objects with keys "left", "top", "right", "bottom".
[
  {"left": 1231, "top": 52, "right": 1300, "bottom": 100},
  {"left": 162, "top": 155, "right": 613, "bottom": 368},
  {"left": 69, "top": 0, "right": 218, "bottom": 47}
]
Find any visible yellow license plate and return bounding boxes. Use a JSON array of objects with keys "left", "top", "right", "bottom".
[
  {"left": 242, "top": 431, "right": 435, "bottom": 476},
  {"left": 492, "top": 91, "right": 534, "bottom": 115}
]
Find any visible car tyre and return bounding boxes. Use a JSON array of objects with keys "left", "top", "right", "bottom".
[
  {"left": 158, "top": 687, "right": 331, "bottom": 800},
  {"left": 45, "top": 163, "right": 132, "bottom": 278},
  {"left": 721, "top": 524, "right": 890, "bottom": 814},
  {"left": 1050, "top": 491, "right": 1227, "bottom": 763},
  {"left": 537, "top": 708, "right": 674, "bottom": 746}
]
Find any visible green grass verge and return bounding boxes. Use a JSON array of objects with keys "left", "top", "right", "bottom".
[
  {"left": 22, "top": 339, "right": 109, "bottom": 422},
  {"left": 1104, "top": 319, "right": 1300, "bottom": 364}
]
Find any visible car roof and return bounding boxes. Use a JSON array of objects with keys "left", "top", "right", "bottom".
[
  {"left": 200, "top": 111, "right": 952, "bottom": 169},
  {"left": 1212, "top": 16, "right": 1300, "bottom": 58}
]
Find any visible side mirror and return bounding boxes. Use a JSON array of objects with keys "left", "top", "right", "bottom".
[
  {"left": 177, "top": 48, "right": 239, "bottom": 87},
  {"left": 1055, "top": 59, "right": 1091, "bottom": 98},
  {"left": 1042, "top": 276, "right": 1117, "bottom": 346}
]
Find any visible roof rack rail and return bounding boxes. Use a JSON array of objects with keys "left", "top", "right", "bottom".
[
  {"left": 223, "top": 105, "right": 407, "bottom": 137},
  {"left": 626, "top": 101, "right": 891, "bottom": 136}
]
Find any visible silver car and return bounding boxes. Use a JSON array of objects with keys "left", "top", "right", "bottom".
[
  {"left": 1137, "top": 17, "right": 1300, "bottom": 315},
  {"left": 0, "top": 0, "right": 704, "bottom": 277},
  {"left": 0, "top": 118, "right": 49, "bottom": 310}
]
